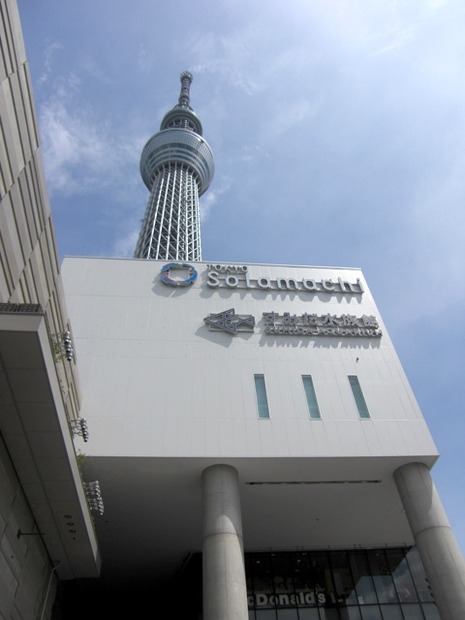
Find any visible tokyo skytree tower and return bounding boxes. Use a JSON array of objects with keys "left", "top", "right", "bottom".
[{"left": 134, "top": 72, "right": 214, "bottom": 261}]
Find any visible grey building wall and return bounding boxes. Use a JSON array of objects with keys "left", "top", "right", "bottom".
[
  {"left": 0, "top": 435, "right": 57, "bottom": 620},
  {"left": 0, "top": 0, "right": 81, "bottom": 421},
  {"left": 0, "top": 1, "right": 100, "bottom": 617},
  {"left": 1, "top": 2, "right": 58, "bottom": 616}
]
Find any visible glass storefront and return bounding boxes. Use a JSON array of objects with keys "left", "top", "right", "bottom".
[{"left": 245, "top": 548, "right": 439, "bottom": 620}]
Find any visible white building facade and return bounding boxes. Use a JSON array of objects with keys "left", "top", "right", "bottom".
[{"left": 61, "top": 257, "right": 465, "bottom": 619}]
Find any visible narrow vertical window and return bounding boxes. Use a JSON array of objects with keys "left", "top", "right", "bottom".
[
  {"left": 254, "top": 375, "right": 270, "bottom": 419},
  {"left": 302, "top": 375, "right": 321, "bottom": 419},
  {"left": 348, "top": 375, "right": 370, "bottom": 419}
]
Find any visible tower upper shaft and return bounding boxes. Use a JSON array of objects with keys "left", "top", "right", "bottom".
[{"left": 134, "top": 72, "right": 214, "bottom": 261}]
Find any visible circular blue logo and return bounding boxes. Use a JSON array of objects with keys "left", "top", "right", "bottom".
[{"left": 160, "top": 262, "right": 197, "bottom": 287}]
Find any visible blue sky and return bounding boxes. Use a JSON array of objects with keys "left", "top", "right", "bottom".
[{"left": 18, "top": 0, "right": 465, "bottom": 552}]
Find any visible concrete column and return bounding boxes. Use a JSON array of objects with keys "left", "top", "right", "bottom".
[
  {"left": 394, "top": 462, "right": 465, "bottom": 620},
  {"left": 202, "top": 464, "right": 248, "bottom": 620}
]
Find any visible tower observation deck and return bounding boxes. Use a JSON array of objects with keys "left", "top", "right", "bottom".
[{"left": 134, "top": 72, "right": 214, "bottom": 261}]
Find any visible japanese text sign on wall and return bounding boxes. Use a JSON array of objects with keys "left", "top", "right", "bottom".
[{"left": 262, "top": 312, "right": 382, "bottom": 337}]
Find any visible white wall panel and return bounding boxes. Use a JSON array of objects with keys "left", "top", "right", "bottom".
[{"left": 62, "top": 258, "right": 438, "bottom": 462}]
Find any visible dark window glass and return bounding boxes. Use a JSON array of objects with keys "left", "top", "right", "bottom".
[
  {"left": 405, "top": 548, "right": 434, "bottom": 602},
  {"left": 276, "top": 610, "right": 298, "bottom": 620},
  {"left": 350, "top": 551, "right": 378, "bottom": 604},
  {"left": 271, "top": 554, "right": 293, "bottom": 597},
  {"left": 386, "top": 549, "right": 418, "bottom": 603},
  {"left": 302, "top": 376, "right": 321, "bottom": 419},
  {"left": 245, "top": 549, "right": 438, "bottom": 619},
  {"left": 256, "top": 611, "right": 277, "bottom": 620},
  {"left": 379, "top": 605, "right": 403, "bottom": 620},
  {"left": 290, "top": 553, "right": 311, "bottom": 593},
  {"left": 348, "top": 376, "right": 370, "bottom": 418},
  {"left": 367, "top": 550, "right": 397, "bottom": 604},
  {"left": 421, "top": 603, "right": 441, "bottom": 619},
  {"left": 246, "top": 555, "right": 255, "bottom": 593},
  {"left": 255, "top": 375, "right": 270, "bottom": 419},
  {"left": 400, "top": 604, "right": 424, "bottom": 620},
  {"left": 252, "top": 554, "right": 274, "bottom": 607},
  {"left": 309, "top": 552, "right": 335, "bottom": 605},
  {"left": 360, "top": 606, "right": 383, "bottom": 620},
  {"left": 330, "top": 551, "right": 357, "bottom": 605},
  {"left": 296, "top": 610, "right": 319, "bottom": 620}
]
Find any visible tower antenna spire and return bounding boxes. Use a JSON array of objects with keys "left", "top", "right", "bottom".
[{"left": 178, "top": 71, "right": 193, "bottom": 109}]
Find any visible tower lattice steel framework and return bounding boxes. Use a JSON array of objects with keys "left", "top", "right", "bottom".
[{"left": 134, "top": 72, "right": 214, "bottom": 261}]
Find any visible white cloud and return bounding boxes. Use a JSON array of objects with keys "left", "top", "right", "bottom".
[
  {"left": 111, "top": 228, "right": 140, "bottom": 258},
  {"left": 261, "top": 98, "right": 323, "bottom": 143},
  {"left": 38, "top": 75, "right": 140, "bottom": 198},
  {"left": 137, "top": 44, "right": 154, "bottom": 76},
  {"left": 372, "top": 25, "right": 418, "bottom": 56},
  {"left": 191, "top": 59, "right": 258, "bottom": 96},
  {"left": 40, "top": 96, "right": 110, "bottom": 194},
  {"left": 79, "top": 54, "right": 115, "bottom": 84},
  {"left": 200, "top": 177, "right": 231, "bottom": 221},
  {"left": 38, "top": 41, "right": 63, "bottom": 85}
]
